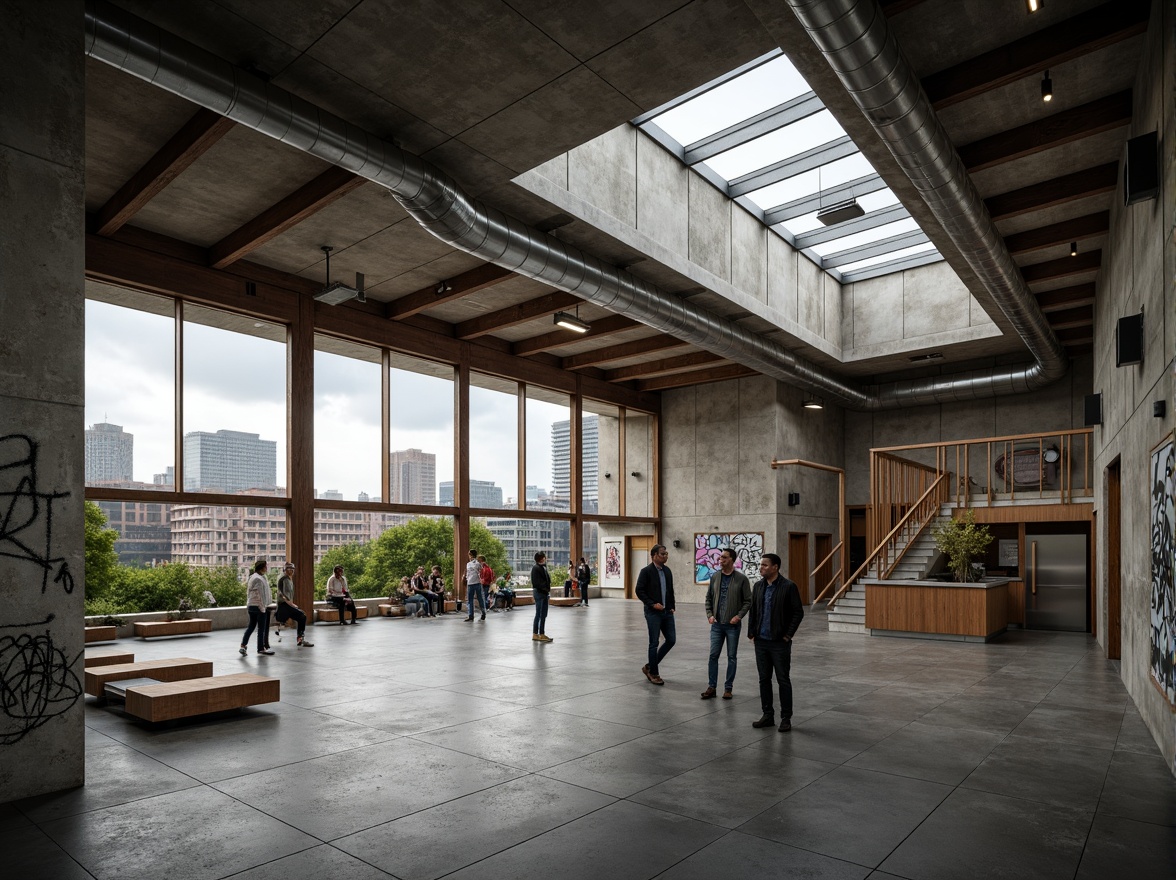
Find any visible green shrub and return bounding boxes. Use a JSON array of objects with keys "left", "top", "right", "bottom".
[{"left": 932, "top": 509, "right": 993, "bottom": 583}]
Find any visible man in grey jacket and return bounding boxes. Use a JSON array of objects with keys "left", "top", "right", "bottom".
[{"left": 701, "top": 548, "right": 752, "bottom": 700}]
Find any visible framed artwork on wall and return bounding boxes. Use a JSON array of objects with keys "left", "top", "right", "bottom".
[
  {"left": 694, "top": 532, "right": 764, "bottom": 583},
  {"left": 1149, "top": 431, "right": 1174, "bottom": 707},
  {"left": 602, "top": 539, "right": 624, "bottom": 586}
]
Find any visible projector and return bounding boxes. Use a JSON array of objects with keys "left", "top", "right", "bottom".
[
  {"left": 816, "top": 198, "right": 865, "bottom": 226},
  {"left": 314, "top": 280, "right": 362, "bottom": 305}
]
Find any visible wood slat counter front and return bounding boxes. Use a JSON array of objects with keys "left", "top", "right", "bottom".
[{"left": 864, "top": 578, "right": 1010, "bottom": 642}]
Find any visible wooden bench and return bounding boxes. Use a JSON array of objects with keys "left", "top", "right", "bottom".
[
  {"left": 124, "top": 673, "right": 279, "bottom": 722},
  {"left": 550, "top": 597, "right": 580, "bottom": 607},
  {"left": 85, "top": 626, "right": 117, "bottom": 643},
  {"left": 133, "top": 619, "right": 212, "bottom": 639},
  {"left": 377, "top": 604, "right": 407, "bottom": 617},
  {"left": 84, "top": 650, "right": 135, "bottom": 668},
  {"left": 84, "top": 657, "right": 214, "bottom": 697},
  {"left": 316, "top": 605, "right": 369, "bottom": 622}
]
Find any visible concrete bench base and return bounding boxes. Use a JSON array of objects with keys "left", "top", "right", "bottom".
[
  {"left": 133, "top": 619, "right": 212, "bottom": 639},
  {"left": 84, "top": 650, "right": 135, "bottom": 668},
  {"left": 125, "top": 673, "right": 279, "bottom": 722},
  {"left": 85, "top": 657, "right": 214, "bottom": 697},
  {"left": 85, "top": 626, "right": 117, "bottom": 643},
  {"left": 377, "top": 604, "right": 407, "bottom": 617},
  {"left": 317, "top": 606, "right": 370, "bottom": 622}
]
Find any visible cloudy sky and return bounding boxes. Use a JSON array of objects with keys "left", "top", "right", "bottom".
[{"left": 85, "top": 298, "right": 566, "bottom": 501}]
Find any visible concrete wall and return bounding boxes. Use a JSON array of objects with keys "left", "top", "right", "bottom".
[
  {"left": 660, "top": 374, "right": 843, "bottom": 604},
  {"left": 1091, "top": 2, "right": 1175, "bottom": 773},
  {"left": 0, "top": 0, "right": 86, "bottom": 800}
]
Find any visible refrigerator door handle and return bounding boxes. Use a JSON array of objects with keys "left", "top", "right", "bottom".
[{"left": 1031, "top": 541, "right": 1037, "bottom": 595}]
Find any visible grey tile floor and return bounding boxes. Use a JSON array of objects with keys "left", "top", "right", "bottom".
[{"left": 10, "top": 601, "right": 1175, "bottom": 879}]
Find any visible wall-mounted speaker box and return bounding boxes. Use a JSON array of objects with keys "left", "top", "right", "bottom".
[
  {"left": 1084, "top": 393, "right": 1102, "bottom": 427},
  {"left": 787, "top": 492, "right": 800, "bottom": 507},
  {"left": 1124, "top": 131, "right": 1159, "bottom": 205},
  {"left": 1116, "top": 312, "right": 1144, "bottom": 367}
]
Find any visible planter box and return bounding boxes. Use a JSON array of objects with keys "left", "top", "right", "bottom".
[{"left": 133, "top": 619, "right": 213, "bottom": 639}]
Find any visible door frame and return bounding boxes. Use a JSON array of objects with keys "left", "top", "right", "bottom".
[
  {"left": 626, "top": 535, "right": 656, "bottom": 600},
  {"left": 788, "top": 532, "right": 810, "bottom": 604},
  {"left": 1106, "top": 457, "right": 1121, "bottom": 659}
]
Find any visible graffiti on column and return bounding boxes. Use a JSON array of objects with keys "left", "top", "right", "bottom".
[
  {"left": 0, "top": 614, "right": 84, "bottom": 745},
  {"left": 0, "top": 434, "right": 75, "bottom": 594}
]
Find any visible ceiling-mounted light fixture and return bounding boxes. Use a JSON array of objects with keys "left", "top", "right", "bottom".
[
  {"left": 802, "top": 395, "right": 824, "bottom": 410},
  {"left": 816, "top": 198, "right": 864, "bottom": 226},
  {"left": 314, "top": 245, "right": 366, "bottom": 305},
  {"left": 435, "top": 280, "right": 453, "bottom": 295},
  {"left": 1070, "top": 242, "right": 1078, "bottom": 257},
  {"left": 1026, "top": 0, "right": 1042, "bottom": 11},
  {"left": 554, "top": 307, "right": 590, "bottom": 333},
  {"left": 1041, "top": 70, "right": 1052, "bottom": 102}
]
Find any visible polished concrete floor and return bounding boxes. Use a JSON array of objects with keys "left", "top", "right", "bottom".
[{"left": 6, "top": 600, "right": 1174, "bottom": 880}]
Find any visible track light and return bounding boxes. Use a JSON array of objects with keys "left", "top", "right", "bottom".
[
  {"left": 802, "top": 395, "right": 824, "bottom": 410},
  {"left": 435, "top": 280, "right": 453, "bottom": 295},
  {"left": 1041, "top": 70, "right": 1052, "bottom": 102},
  {"left": 1027, "top": 0, "right": 1042, "bottom": 12},
  {"left": 1070, "top": 242, "right": 1078, "bottom": 257},
  {"left": 554, "top": 310, "right": 590, "bottom": 333}
]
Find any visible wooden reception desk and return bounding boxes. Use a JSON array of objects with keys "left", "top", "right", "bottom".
[{"left": 863, "top": 578, "right": 1010, "bottom": 642}]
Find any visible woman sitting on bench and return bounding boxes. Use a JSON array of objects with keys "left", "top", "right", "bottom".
[
  {"left": 326, "top": 564, "right": 359, "bottom": 625},
  {"left": 399, "top": 576, "right": 431, "bottom": 618}
]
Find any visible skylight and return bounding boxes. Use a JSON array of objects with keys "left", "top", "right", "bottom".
[{"left": 634, "top": 50, "right": 944, "bottom": 284}]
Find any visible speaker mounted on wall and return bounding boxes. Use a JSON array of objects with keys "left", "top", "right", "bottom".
[
  {"left": 1083, "top": 393, "right": 1102, "bottom": 426},
  {"left": 1124, "top": 131, "right": 1159, "bottom": 206},
  {"left": 1116, "top": 310, "right": 1144, "bottom": 367}
]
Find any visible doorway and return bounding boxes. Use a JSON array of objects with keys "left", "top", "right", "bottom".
[
  {"left": 788, "top": 532, "right": 809, "bottom": 604},
  {"left": 1106, "top": 458, "right": 1121, "bottom": 659},
  {"left": 627, "top": 535, "right": 656, "bottom": 600}
]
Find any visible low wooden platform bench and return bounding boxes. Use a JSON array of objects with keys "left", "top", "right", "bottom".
[
  {"left": 317, "top": 605, "right": 370, "bottom": 622},
  {"left": 550, "top": 597, "right": 580, "bottom": 607},
  {"left": 84, "top": 650, "right": 135, "bottom": 668},
  {"left": 377, "top": 604, "right": 407, "bottom": 617},
  {"left": 85, "top": 626, "right": 117, "bottom": 643},
  {"left": 124, "top": 673, "right": 279, "bottom": 722},
  {"left": 84, "top": 657, "right": 214, "bottom": 697},
  {"left": 133, "top": 619, "right": 212, "bottom": 638}
]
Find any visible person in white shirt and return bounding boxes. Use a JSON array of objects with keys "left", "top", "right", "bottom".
[
  {"left": 240, "top": 559, "right": 274, "bottom": 655},
  {"left": 464, "top": 549, "right": 486, "bottom": 621},
  {"left": 326, "top": 564, "right": 359, "bottom": 625}
]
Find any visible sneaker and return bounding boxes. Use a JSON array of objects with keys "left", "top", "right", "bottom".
[
  {"left": 480, "top": 613, "right": 486, "bottom": 621},
  {"left": 722, "top": 690, "right": 733, "bottom": 700},
  {"left": 778, "top": 720, "right": 792, "bottom": 732},
  {"left": 537, "top": 634, "right": 553, "bottom": 642},
  {"left": 466, "top": 616, "right": 475, "bottom": 622},
  {"left": 532, "top": 633, "right": 541, "bottom": 641},
  {"left": 752, "top": 715, "right": 776, "bottom": 729},
  {"left": 700, "top": 687, "right": 717, "bottom": 699},
  {"left": 239, "top": 646, "right": 247, "bottom": 656},
  {"left": 259, "top": 648, "right": 275, "bottom": 655},
  {"left": 298, "top": 639, "right": 313, "bottom": 647}
]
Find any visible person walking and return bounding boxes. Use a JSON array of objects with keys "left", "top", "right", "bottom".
[
  {"left": 326, "top": 565, "right": 359, "bottom": 625},
  {"left": 465, "top": 549, "right": 486, "bottom": 621},
  {"left": 636, "top": 544, "right": 675, "bottom": 684},
  {"left": 530, "top": 551, "right": 552, "bottom": 642},
  {"left": 274, "top": 562, "right": 313, "bottom": 647},
  {"left": 478, "top": 555, "right": 495, "bottom": 613},
  {"left": 575, "top": 557, "right": 591, "bottom": 606},
  {"left": 701, "top": 548, "right": 750, "bottom": 699},
  {"left": 746, "top": 553, "right": 804, "bottom": 732},
  {"left": 240, "top": 559, "right": 274, "bottom": 655}
]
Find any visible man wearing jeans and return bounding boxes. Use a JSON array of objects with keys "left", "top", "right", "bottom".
[
  {"left": 746, "top": 553, "right": 804, "bottom": 731},
  {"left": 701, "top": 548, "right": 751, "bottom": 700},
  {"left": 636, "top": 544, "right": 675, "bottom": 685},
  {"left": 465, "top": 549, "right": 486, "bottom": 621}
]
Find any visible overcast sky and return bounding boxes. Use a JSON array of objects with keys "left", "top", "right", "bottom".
[{"left": 85, "top": 299, "right": 566, "bottom": 501}]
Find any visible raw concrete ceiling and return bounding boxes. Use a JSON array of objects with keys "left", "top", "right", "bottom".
[{"left": 85, "top": 0, "right": 1149, "bottom": 394}]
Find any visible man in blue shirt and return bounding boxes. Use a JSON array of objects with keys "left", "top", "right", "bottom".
[
  {"left": 746, "top": 553, "right": 804, "bottom": 731},
  {"left": 635, "top": 544, "right": 675, "bottom": 685},
  {"left": 702, "top": 548, "right": 752, "bottom": 699}
]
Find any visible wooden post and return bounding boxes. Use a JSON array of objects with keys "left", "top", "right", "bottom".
[
  {"left": 289, "top": 293, "right": 315, "bottom": 612},
  {"left": 455, "top": 358, "right": 470, "bottom": 600}
]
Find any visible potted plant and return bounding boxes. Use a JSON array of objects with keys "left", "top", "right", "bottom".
[{"left": 931, "top": 509, "right": 993, "bottom": 582}]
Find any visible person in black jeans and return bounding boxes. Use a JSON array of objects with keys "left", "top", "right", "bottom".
[
  {"left": 635, "top": 544, "right": 675, "bottom": 685},
  {"left": 575, "top": 557, "right": 591, "bottom": 606},
  {"left": 746, "top": 553, "right": 804, "bottom": 732},
  {"left": 530, "top": 552, "right": 552, "bottom": 642}
]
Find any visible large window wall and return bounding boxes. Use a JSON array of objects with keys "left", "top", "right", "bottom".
[{"left": 83, "top": 275, "right": 658, "bottom": 611}]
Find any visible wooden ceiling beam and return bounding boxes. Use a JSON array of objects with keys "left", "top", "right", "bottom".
[
  {"left": 960, "top": 91, "right": 1132, "bottom": 172},
  {"left": 1021, "top": 250, "right": 1101, "bottom": 284},
  {"left": 923, "top": 0, "right": 1150, "bottom": 110},
  {"left": 562, "top": 335, "right": 690, "bottom": 370},
  {"left": 454, "top": 291, "right": 579, "bottom": 340},
  {"left": 1054, "top": 326, "right": 1093, "bottom": 344},
  {"left": 208, "top": 167, "right": 365, "bottom": 269},
  {"left": 384, "top": 263, "right": 516, "bottom": 320},
  {"left": 986, "top": 163, "right": 1118, "bottom": 221},
  {"left": 1004, "top": 211, "right": 1109, "bottom": 256},
  {"left": 95, "top": 109, "right": 235, "bottom": 236},
  {"left": 636, "top": 364, "right": 757, "bottom": 392},
  {"left": 1035, "top": 283, "right": 1096, "bottom": 312},
  {"left": 604, "top": 351, "right": 725, "bottom": 382},
  {"left": 512, "top": 314, "right": 638, "bottom": 357},
  {"left": 1046, "top": 305, "right": 1094, "bottom": 330}
]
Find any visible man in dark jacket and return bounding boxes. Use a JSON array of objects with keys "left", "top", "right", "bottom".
[
  {"left": 746, "top": 552, "right": 804, "bottom": 731},
  {"left": 635, "top": 544, "right": 675, "bottom": 685}
]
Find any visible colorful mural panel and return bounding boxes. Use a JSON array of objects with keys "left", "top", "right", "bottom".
[
  {"left": 1150, "top": 433, "right": 1175, "bottom": 707},
  {"left": 694, "top": 532, "right": 764, "bottom": 583}
]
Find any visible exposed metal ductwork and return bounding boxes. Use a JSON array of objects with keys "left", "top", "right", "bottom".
[{"left": 84, "top": 0, "right": 1066, "bottom": 411}]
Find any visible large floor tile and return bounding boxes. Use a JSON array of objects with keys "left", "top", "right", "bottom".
[
  {"left": 961, "top": 734, "right": 1112, "bottom": 810},
  {"left": 846, "top": 721, "right": 1004, "bottom": 785},
  {"left": 745, "top": 709, "right": 909, "bottom": 765},
  {"left": 655, "top": 829, "right": 871, "bottom": 879},
  {"left": 1010, "top": 703, "right": 1124, "bottom": 751},
  {"left": 0, "top": 823, "right": 95, "bottom": 879},
  {"left": 314, "top": 687, "right": 520, "bottom": 735},
  {"left": 915, "top": 693, "right": 1037, "bottom": 734},
  {"left": 546, "top": 681, "right": 722, "bottom": 730},
  {"left": 1096, "top": 749, "right": 1176, "bottom": 825},
  {"left": 1074, "top": 814, "right": 1176, "bottom": 880},
  {"left": 228, "top": 844, "right": 393, "bottom": 879}
]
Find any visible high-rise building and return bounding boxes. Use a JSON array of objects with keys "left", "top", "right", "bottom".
[
  {"left": 318, "top": 489, "right": 344, "bottom": 500},
  {"left": 551, "top": 415, "right": 598, "bottom": 504},
  {"left": 96, "top": 499, "right": 171, "bottom": 568},
  {"left": 85, "top": 422, "right": 133, "bottom": 483},
  {"left": 439, "top": 479, "right": 503, "bottom": 508},
  {"left": 389, "top": 448, "right": 436, "bottom": 504},
  {"left": 153, "top": 466, "right": 174, "bottom": 487},
  {"left": 485, "top": 515, "right": 570, "bottom": 576},
  {"left": 182, "top": 429, "right": 276, "bottom": 493}
]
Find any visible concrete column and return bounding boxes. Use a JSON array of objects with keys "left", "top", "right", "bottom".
[{"left": 0, "top": 0, "right": 86, "bottom": 799}]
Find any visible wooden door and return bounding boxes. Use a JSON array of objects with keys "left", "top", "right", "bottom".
[
  {"left": 627, "top": 535, "right": 656, "bottom": 600},
  {"left": 788, "top": 532, "right": 809, "bottom": 604},
  {"left": 1106, "top": 459, "right": 1121, "bottom": 659},
  {"left": 814, "top": 533, "right": 832, "bottom": 604}
]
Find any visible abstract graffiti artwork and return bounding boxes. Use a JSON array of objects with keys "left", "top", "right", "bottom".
[
  {"left": 695, "top": 532, "right": 764, "bottom": 583},
  {"left": 0, "top": 434, "right": 74, "bottom": 595},
  {"left": 1150, "top": 433, "right": 1175, "bottom": 707},
  {"left": 602, "top": 540, "right": 623, "bottom": 586},
  {"left": 0, "top": 615, "right": 84, "bottom": 745}
]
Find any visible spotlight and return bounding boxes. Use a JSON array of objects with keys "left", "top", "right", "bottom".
[
  {"left": 802, "top": 395, "right": 824, "bottom": 410},
  {"left": 554, "top": 311, "right": 590, "bottom": 333},
  {"left": 1070, "top": 242, "right": 1078, "bottom": 257},
  {"left": 435, "top": 280, "right": 453, "bottom": 295},
  {"left": 1027, "top": 0, "right": 1042, "bottom": 12},
  {"left": 1041, "top": 70, "right": 1052, "bottom": 102}
]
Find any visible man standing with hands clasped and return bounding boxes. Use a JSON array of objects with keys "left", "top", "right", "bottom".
[
  {"left": 701, "top": 548, "right": 751, "bottom": 700},
  {"left": 636, "top": 544, "right": 675, "bottom": 685},
  {"left": 747, "top": 553, "right": 804, "bottom": 731}
]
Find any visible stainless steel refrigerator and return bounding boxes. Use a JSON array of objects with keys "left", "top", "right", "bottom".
[{"left": 1025, "top": 533, "right": 1088, "bottom": 631}]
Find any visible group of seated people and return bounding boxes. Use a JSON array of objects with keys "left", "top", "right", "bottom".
[{"left": 396, "top": 565, "right": 450, "bottom": 618}]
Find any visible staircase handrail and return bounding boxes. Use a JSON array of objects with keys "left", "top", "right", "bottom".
[
  {"left": 827, "top": 473, "right": 948, "bottom": 609},
  {"left": 810, "top": 541, "right": 843, "bottom": 605}
]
